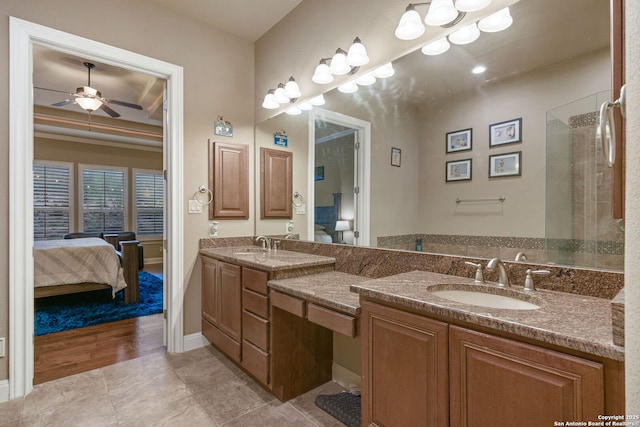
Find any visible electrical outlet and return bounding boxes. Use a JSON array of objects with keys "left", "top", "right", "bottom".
[
  {"left": 209, "top": 221, "right": 219, "bottom": 237},
  {"left": 295, "top": 204, "right": 306, "bottom": 215},
  {"left": 188, "top": 200, "right": 203, "bottom": 214},
  {"left": 0, "top": 337, "right": 5, "bottom": 358},
  {"left": 286, "top": 220, "right": 294, "bottom": 233}
]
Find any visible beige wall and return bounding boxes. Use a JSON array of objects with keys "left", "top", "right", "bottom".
[
  {"left": 420, "top": 48, "right": 611, "bottom": 238},
  {"left": 1, "top": 0, "right": 256, "bottom": 380}
]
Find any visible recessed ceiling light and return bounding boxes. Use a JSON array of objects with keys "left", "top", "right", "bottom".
[{"left": 472, "top": 65, "right": 486, "bottom": 74}]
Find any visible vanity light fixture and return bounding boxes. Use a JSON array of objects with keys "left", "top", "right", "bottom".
[
  {"left": 285, "top": 106, "right": 302, "bottom": 115},
  {"left": 309, "top": 94, "right": 326, "bottom": 106},
  {"left": 261, "top": 89, "right": 279, "bottom": 109},
  {"left": 448, "top": 22, "right": 480, "bottom": 45},
  {"left": 329, "top": 48, "right": 352, "bottom": 75},
  {"left": 338, "top": 81, "right": 359, "bottom": 94},
  {"left": 421, "top": 37, "right": 451, "bottom": 55},
  {"left": 478, "top": 7, "right": 513, "bottom": 32},
  {"left": 355, "top": 72, "right": 377, "bottom": 86},
  {"left": 395, "top": 0, "right": 484, "bottom": 41},
  {"left": 283, "top": 76, "right": 302, "bottom": 99},
  {"left": 273, "top": 83, "right": 290, "bottom": 104},
  {"left": 298, "top": 102, "right": 314, "bottom": 111},
  {"left": 312, "top": 59, "right": 334, "bottom": 84},
  {"left": 424, "top": 0, "right": 459, "bottom": 26},
  {"left": 346, "top": 37, "right": 370, "bottom": 67},
  {"left": 455, "top": 0, "right": 492, "bottom": 12},
  {"left": 371, "top": 62, "right": 395, "bottom": 78}
]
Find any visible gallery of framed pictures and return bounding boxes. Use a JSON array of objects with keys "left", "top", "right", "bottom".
[
  {"left": 446, "top": 158, "right": 472, "bottom": 182},
  {"left": 489, "top": 151, "right": 522, "bottom": 178}
]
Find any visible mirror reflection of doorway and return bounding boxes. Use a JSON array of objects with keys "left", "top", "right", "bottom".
[{"left": 310, "top": 109, "right": 370, "bottom": 246}]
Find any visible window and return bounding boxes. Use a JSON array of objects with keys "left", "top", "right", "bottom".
[
  {"left": 134, "top": 169, "right": 164, "bottom": 237},
  {"left": 33, "top": 161, "right": 73, "bottom": 240},
  {"left": 79, "top": 164, "right": 127, "bottom": 233}
]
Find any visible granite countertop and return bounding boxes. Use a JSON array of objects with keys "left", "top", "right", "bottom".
[
  {"left": 199, "top": 246, "right": 335, "bottom": 271},
  {"left": 268, "top": 271, "right": 370, "bottom": 316},
  {"left": 350, "top": 270, "right": 624, "bottom": 361}
]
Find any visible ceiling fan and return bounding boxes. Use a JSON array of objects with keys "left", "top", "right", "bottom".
[{"left": 36, "top": 62, "right": 143, "bottom": 118}]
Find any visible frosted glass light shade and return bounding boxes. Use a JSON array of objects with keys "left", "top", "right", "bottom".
[
  {"left": 421, "top": 37, "right": 451, "bottom": 56},
  {"left": 298, "top": 102, "right": 313, "bottom": 111},
  {"left": 355, "top": 73, "right": 376, "bottom": 86},
  {"left": 261, "top": 91, "right": 279, "bottom": 109},
  {"left": 338, "top": 81, "right": 359, "bottom": 93},
  {"left": 76, "top": 96, "right": 103, "bottom": 111},
  {"left": 347, "top": 37, "right": 369, "bottom": 67},
  {"left": 329, "top": 49, "right": 351, "bottom": 75},
  {"left": 312, "top": 62, "right": 334, "bottom": 84},
  {"left": 478, "top": 7, "right": 513, "bottom": 32},
  {"left": 309, "top": 94, "right": 326, "bottom": 106},
  {"left": 283, "top": 77, "right": 301, "bottom": 99},
  {"left": 285, "top": 106, "right": 302, "bottom": 115},
  {"left": 455, "top": 0, "right": 491, "bottom": 12},
  {"left": 448, "top": 22, "right": 480, "bottom": 45},
  {"left": 372, "top": 62, "right": 395, "bottom": 78},
  {"left": 395, "top": 8, "right": 425, "bottom": 40},
  {"left": 425, "top": 0, "right": 458, "bottom": 26},
  {"left": 273, "top": 86, "right": 290, "bottom": 104}
]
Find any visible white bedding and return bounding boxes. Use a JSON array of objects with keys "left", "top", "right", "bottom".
[
  {"left": 34, "top": 237, "right": 127, "bottom": 297},
  {"left": 314, "top": 230, "right": 333, "bottom": 243}
]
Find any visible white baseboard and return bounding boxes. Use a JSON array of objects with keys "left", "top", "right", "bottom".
[
  {"left": 144, "top": 257, "right": 163, "bottom": 265},
  {"left": 0, "top": 379, "right": 9, "bottom": 403},
  {"left": 332, "top": 362, "right": 361, "bottom": 394},
  {"left": 183, "top": 332, "right": 209, "bottom": 352}
]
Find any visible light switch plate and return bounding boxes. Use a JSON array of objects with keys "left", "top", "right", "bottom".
[
  {"left": 295, "top": 204, "right": 306, "bottom": 215},
  {"left": 188, "top": 200, "right": 203, "bottom": 214}
]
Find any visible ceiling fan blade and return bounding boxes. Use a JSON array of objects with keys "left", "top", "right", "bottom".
[
  {"left": 51, "top": 99, "right": 75, "bottom": 107},
  {"left": 35, "top": 86, "right": 74, "bottom": 96},
  {"left": 106, "top": 99, "right": 143, "bottom": 110},
  {"left": 100, "top": 103, "right": 121, "bottom": 118}
]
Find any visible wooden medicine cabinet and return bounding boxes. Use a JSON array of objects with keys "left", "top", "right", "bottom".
[
  {"left": 260, "top": 147, "right": 292, "bottom": 219},
  {"left": 209, "top": 140, "right": 249, "bottom": 219}
]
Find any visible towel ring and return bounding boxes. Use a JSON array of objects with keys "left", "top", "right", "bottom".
[
  {"left": 292, "top": 191, "right": 304, "bottom": 207},
  {"left": 194, "top": 185, "right": 214, "bottom": 205}
]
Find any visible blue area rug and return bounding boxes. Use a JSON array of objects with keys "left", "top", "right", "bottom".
[{"left": 35, "top": 271, "right": 163, "bottom": 336}]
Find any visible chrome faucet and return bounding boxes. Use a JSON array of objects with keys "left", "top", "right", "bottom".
[
  {"left": 515, "top": 252, "right": 528, "bottom": 262},
  {"left": 285, "top": 233, "right": 297, "bottom": 240},
  {"left": 255, "top": 235, "right": 271, "bottom": 251},
  {"left": 486, "top": 257, "right": 510, "bottom": 287}
]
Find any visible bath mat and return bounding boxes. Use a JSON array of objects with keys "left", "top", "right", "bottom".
[{"left": 315, "top": 392, "right": 361, "bottom": 427}]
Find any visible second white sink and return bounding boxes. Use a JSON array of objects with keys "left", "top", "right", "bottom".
[{"left": 431, "top": 288, "right": 541, "bottom": 310}]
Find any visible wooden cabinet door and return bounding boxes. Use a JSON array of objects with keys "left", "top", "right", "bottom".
[
  {"left": 201, "top": 256, "right": 218, "bottom": 326},
  {"left": 218, "top": 261, "right": 242, "bottom": 343},
  {"left": 361, "top": 301, "right": 449, "bottom": 427},
  {"left": 209, "top": 140, "right": 249, "bottom": 219},
  {"left": 260, "top": 147, "right": 292, "bottom": 218},
  {"left": 449, "top": 326, "right": 604, "bottom": 427}
]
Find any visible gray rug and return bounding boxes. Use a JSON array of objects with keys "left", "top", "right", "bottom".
[{"left": 314, "top": 392, "right": 361, "bottom": 427}]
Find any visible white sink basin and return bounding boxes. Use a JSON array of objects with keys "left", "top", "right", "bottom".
[{"left": 431, "top": 287, "right": 541, "bottom": 310}]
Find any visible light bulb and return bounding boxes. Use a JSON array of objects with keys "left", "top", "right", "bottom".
[
  {"left": 425, "top": 0, "right": 458, "bottom": 26},
  {"left": 329, "top": 48, "right": 351, "bottom": 75},
  {"left": 421, "top": 37, "right": 451, "bottom": 56},
  {"left": 395, "top": 7, "right": 425, "bottom": 40},
  {"left": 478, "top": 7, "right": 513, "bottom": 32},
  {"left": 448, "top": 22, "right": 480, "bottom": 45},
  {"left": 312, "top": 61, "right": 334, "bottom": 84}
]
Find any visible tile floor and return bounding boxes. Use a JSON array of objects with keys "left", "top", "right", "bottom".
[{"left": 0, "top": 345, "right": 349, "bottom": 426}]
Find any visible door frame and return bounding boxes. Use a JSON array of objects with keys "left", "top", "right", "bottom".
[
  {"left": 308, "top": 108, "right": 370, "bottom": 245},
  {"left": 9, "top": 17, "right": 185, "bottom": 399}
]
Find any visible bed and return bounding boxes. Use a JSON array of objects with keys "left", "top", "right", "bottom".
[{"left": 34, "top": 237, "right": 140, "bottom": 303}]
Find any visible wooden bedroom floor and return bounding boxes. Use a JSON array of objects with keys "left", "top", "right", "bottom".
[{"left": 34, "top": 263, "right": 165, "bottom": 385}]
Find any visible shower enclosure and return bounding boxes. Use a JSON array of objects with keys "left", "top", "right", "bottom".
[{"left": 546, "top": 91, "right": 624, "bottom": 270}]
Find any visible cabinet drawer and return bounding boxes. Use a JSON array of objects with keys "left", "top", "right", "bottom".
[
  {"left": 243, "top": 310, "right": 270, "bottom": 350},
  {"left": 243, "top": 339, "right": 270, "bottom": 385},
  {"left": 202, "top": 319, "right": 240, "bottom": 363},
  {"left": 243, "top": 267, "right": 268, "bottom": 294},
  {"left": 307, "top": 303, "right": 357, "bottom": 338},
  {"left": 270, "top": 290, "right": 306, "bottom": 317},
  {"left": 243, "top": 289, "right": 269, "bottom": 318}
]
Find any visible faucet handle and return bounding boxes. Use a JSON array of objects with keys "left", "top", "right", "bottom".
[
  {"left": 524, "top": 269, "right": 550, "bottom": 291},
  {"left": 464, "top": 261, "right": 484, "bottom": 284}
]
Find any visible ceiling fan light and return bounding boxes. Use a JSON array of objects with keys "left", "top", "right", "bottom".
[
  {"left": 284, "top": 76, "right": 302, "bottom": 99},
  {"left": 346, "top": 37, "right": 370, "bottom": 67},
  {"left": 338, "top": 81, "right": 359, "bottom": 94},
  {"left": 372, "top": 62, "right": 395, "bottom": 78},
  {"left": 448, "top": 22, "right": 481, "bottom": 45},
  {"left": 309, "top": 94, "right": 326, "bottom": 106},
  {"left": 395, "top": 7, "right": 425, "bottom": 40},
  {"left": 478, "top": 7, "right": 513, "bottom": 32},
  {"left": 421, "top": 37, "right": 451, "bottom": 55},
  {"left": 76, "top": 96, "right": 103, "bottom": 112},
  {"left": 425, "top": 0, "right": 458, "bottom": 27},
  {"left": 454, "top": 0, "right": 491, "bottom": 12},
  {"left": 312, "top": 61, "right": 334, "bottom": 84},
  {"left": 262, "top": 90, "right": 279, "bottom": 109},
  {"left": 329, "top": 48, "right": 352, "bottom": 75}
]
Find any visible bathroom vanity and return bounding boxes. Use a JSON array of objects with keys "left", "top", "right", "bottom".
[{"left": 200, "top": 239, "right": 624, "bottom": 425}]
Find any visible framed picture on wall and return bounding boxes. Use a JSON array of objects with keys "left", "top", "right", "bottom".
[
  {"left": 314, "top": 165, "right": 324, "bottom": 181},
  {"left": 446, "top": 158, "right": 472, "bottom": 182},
  {"left": 489, "top": 151, "right": 522, "bottom": 178},
  {"left": 489, "top": 118, "right": 522, "bottom": 147},
  {"left": 391, "top": 147, "right": 401, "bottom": 167},
  {"left": 446, "top": 128, "right": 472, "bottom": 153}
]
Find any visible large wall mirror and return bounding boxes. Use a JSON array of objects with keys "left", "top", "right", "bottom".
[{"left": 255, "top": 0, "right": 623, "bottom": 271}]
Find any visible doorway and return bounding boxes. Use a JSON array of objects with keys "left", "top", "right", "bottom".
[
  {"left": 309, "top": 109, "right": 370, "bottom": 246},
  {"left": 9, "top": 17, "right": 185, "bottom": 399}
]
